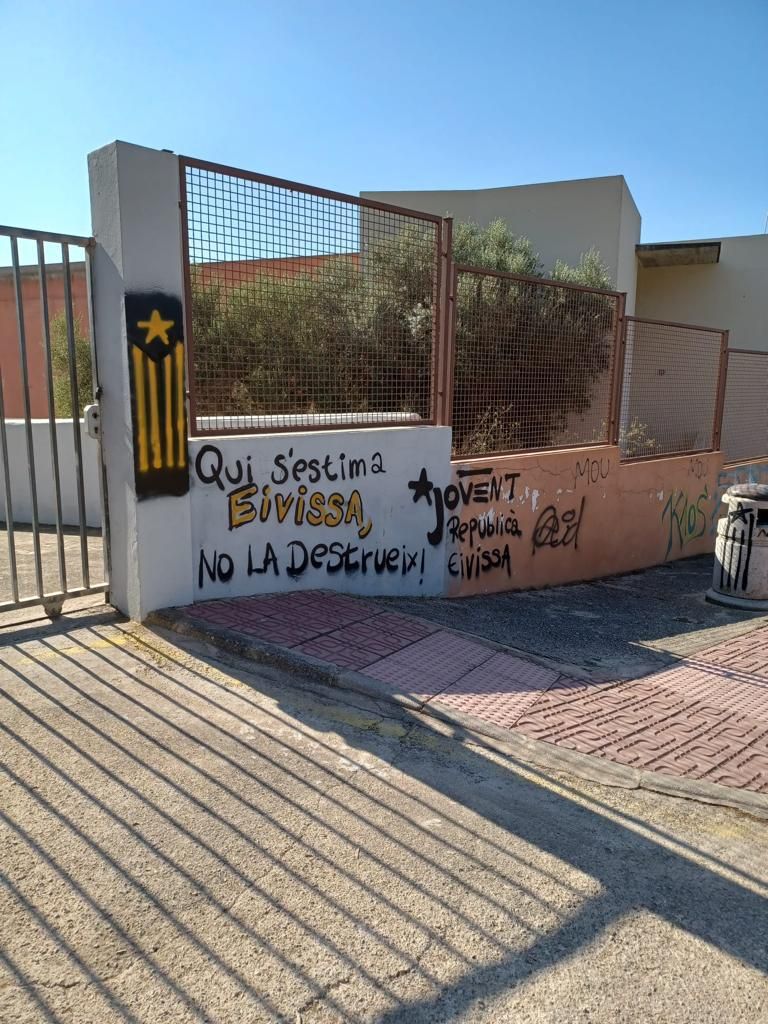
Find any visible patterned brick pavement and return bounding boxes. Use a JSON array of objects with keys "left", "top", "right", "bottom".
[
  {"left": 184, "top": 590, "right": 768, "bottom": 794},
  {"left": 513, "top": 631, "right": 768, "bottom": 792}
]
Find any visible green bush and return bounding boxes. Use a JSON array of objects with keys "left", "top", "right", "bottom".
[
  {"left": 451, "top": 237, "right": 615, "bottom": 455},
  {"left": 50, "top": 312, "right": 93, "bottom": 418},
  {"left": 189, "top": 219, "right": 616, "bottom": 453},
  {"left": 619, "top": 417, "right": 658, "bottom": 459}
]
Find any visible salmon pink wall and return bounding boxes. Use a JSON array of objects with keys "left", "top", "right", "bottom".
[
  {"left": 444, "top": 447, "right": 735, "bottom": 597},
  {"left": 0, "top": 263, "right": 89, "bottom": 418}
]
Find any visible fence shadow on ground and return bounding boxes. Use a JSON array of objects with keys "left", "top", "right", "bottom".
[{"left": 1, "top": 617, "right": 766, "bottom": 1022}]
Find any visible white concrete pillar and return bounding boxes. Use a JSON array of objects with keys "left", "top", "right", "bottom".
[{"left": 88, "top": 141, "right": 194, "bottom": 619}]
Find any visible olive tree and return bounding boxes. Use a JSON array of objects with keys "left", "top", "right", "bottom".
[{"left": 188, "top": 218, "right": 616, "bottom": 453}]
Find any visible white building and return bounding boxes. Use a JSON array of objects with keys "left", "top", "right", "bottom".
[{"left": 363, "top": 177, "right": 768, "bottom": 350}]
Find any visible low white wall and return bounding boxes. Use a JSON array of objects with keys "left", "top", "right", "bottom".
[
  {"left": 190, "top": 426, "right": 452, "bottom": 601},
  {"left": 0, "top": 419, "right": 102, "bottom": 528},
  {"left": 196, "top": 412, "right": 421, "bottom": 431}
]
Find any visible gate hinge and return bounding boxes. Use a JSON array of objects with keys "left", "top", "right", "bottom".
[{"left": 84, "top": 402, "right": 101, "bottom": 439}]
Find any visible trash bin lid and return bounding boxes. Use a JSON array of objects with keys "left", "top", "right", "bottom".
[{"left": 726, "top": 484, "right": 768, "bottom": 501}]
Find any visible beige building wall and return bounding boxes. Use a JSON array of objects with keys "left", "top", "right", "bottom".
[
  {"left": 636, "top": 235, "right": 768, "bottom": 351},
  {"left": 362, "top": 175, "right": 641, "bottom": 310}
]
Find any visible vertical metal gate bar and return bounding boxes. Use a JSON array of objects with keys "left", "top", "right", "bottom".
[
  {"left": 61, "top": 242, "right": 90, "bottom": 589},
  {"left": 0, "top": 373, "right": 19, "bottom": 604},
  {"left": 0, "top": 224, "right": 107, "bottom": 615},
  {"left": 84, "top": 247, "right": 110, "bottom": 599},
  {"left": 712, "top": 330, "right": 730, "bottom": 452},
  {"left": 608, "top": 292, "right": 627, "bottom": 446},
  {"left": 10, "top": 235, "right": 45, "bottom": 598},
  {"left": 37, "top": 240, "right": 68, "bottom": 592}
]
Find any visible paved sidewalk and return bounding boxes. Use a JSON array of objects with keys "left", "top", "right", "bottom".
[
  {"left": 3, "top": 604, "right": 768, "bottom": 1023},
  {"left": 164, "top": 587, "right": 768, "bottom": 799}
]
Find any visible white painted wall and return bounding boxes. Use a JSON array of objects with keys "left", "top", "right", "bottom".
[
  {"left": 89, "top": 141, "right": 195, "bottom": 619},
  {"left": 362, "top": 175, "right": 641, "bottom": 310},
  {"left": 189, "top": 426, "right": 452, "bottom": 601},
  {"left": 0, "top": 419, "right": 101, "bottom": 527},
  {"left": 636, "top": 235, "right": 768, "bottom": 351}
]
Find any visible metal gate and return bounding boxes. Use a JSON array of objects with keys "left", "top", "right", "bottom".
[{"left": 0, "top": 225, "right": 108, "bottom": 615}]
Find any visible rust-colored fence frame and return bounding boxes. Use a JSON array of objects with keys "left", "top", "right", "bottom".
[
  {"left": 179, "top": 155, "right": 450, "bottom": 437},
  {"left": 447, "top": 263, "right": 626, "bottom": 459},
  {"left": 720, "top": 346, "right": 768, "bottom": 466},
  {"left": 617, "top": 315, "right": 729, "bottom": 463},
  {"left": 177, "top": 155, "right": 739, "bottom": 463}
]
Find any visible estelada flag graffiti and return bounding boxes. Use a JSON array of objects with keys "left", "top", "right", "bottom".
[{"left": 125, "top": 292, "right": 189, "bottom": 499}]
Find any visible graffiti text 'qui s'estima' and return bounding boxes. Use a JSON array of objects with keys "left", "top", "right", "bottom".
[{"left": 195, "top": 444, "right": 387, "bottom": 538}]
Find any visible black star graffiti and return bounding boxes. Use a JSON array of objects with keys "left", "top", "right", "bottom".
[
  {"left": 728, "top": 502, "right": 752, "bottom": 525},
  {"left": 408, "top": 468, "right": 434, "bottom": 506}
]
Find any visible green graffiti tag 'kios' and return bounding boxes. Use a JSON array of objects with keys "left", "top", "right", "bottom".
[{"left": 662, "top": 486, "right": 709, "bottom": 559}]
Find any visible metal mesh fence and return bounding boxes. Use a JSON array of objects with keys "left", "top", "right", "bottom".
[
  {"left": 618, "top": 317, "right": 726, "bottom": 460},
  {"left": 721, "top": 349, "right": 768, "bottom": 464},
  {"left": 181, "top": 159, "right": 443, "bottom": 434},
  {"left": 450, "top": 267, "right": 622, "bottom": 457}
]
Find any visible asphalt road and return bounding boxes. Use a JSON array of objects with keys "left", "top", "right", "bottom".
[
  {"left": 380, "top": 555, "right": 768, "bottom": 680},
  {"left": 1, "top": 603, "right": 766, "bottom": 1023}
]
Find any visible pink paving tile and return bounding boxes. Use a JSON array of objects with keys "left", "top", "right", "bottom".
[
  {"left": 188, "top": 606, "right": 233, "bottom": 625},
  {"left": 638, "top": 662, "right": 768, "bottom": 722},
  {"left": 290, "top": 609, "right": 439, "bottom": 670},
  {"left": 695, "top": 625, "right": 768, "bottom": 662},
  {"left": 608, "top": 718, "right": 738, "bottom": 775},
  {"left": 364, "top": 630, "right": 494, "bottom": 700},
  {"left": 645, "top": 740, "right": 748, "bottom": 781},
  {"left": 323, "top": 620, "right": 419, "bottom": 659},
  {"left": 253, "top": 592, "right": 361, "bottom": 621},
  {"left": 178, "top": 591, "right": 768, "bottom": 794},
  {"left": 512, "top": 657, "right": 768, "bottom": 792},
  {"left": 516, "top": 674, "right": 620, "bottom": 710},
  {"left": 514, "top": 686, "right": 710, "bottom": 757},
  {"left": 293, "top": 635, "right": 381, "bottom": 670},
  {"left": 299, "top": 590, "right": 376, "bottom": 616},
  {"left": 187, "top": 590, "right": 378, "bottom": 639},
  {"left": 514, "top": 679, "right": 677, "bottom": 742},
  {"left": 190, "top": 599, "right": 244, "bottom": 616},
  {"left": 238, "top": 620, "right": 322, "bottom": 645},
  {"left": 365, "top": 612, "right": 441, "bottom": 641},
  {"left": 703, "top": 745, "right": 768, "bottom": 792},
  {"left": 424, "top": 654, "right": 561, "bottom": 729}
]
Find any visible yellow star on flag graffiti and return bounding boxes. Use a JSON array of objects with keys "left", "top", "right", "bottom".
[{"left": 137, "top": 309, "right": 174, "bottom": 346}]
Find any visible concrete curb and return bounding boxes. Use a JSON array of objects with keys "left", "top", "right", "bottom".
[
  {"left": 147, "top": 608, "right": 425, "bottom": 711},
  {"left": 148, "top": 607, "right": 768, "bottom": 821},
  {"left": 421, "top": 699, "right": 768, "bottom": 820}
]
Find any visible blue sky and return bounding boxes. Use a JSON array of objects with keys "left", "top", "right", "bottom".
[{"left": 1, "top": 0, "right": 766, "bottom": 245}]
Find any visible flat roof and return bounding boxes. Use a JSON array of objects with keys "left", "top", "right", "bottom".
[{"left": 636, "top": 241, "right": 721, "bottom": 268}]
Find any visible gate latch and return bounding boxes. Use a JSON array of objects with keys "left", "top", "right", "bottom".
[{"left": 84, "top": 403, "right": 101, "bottom": 440}]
